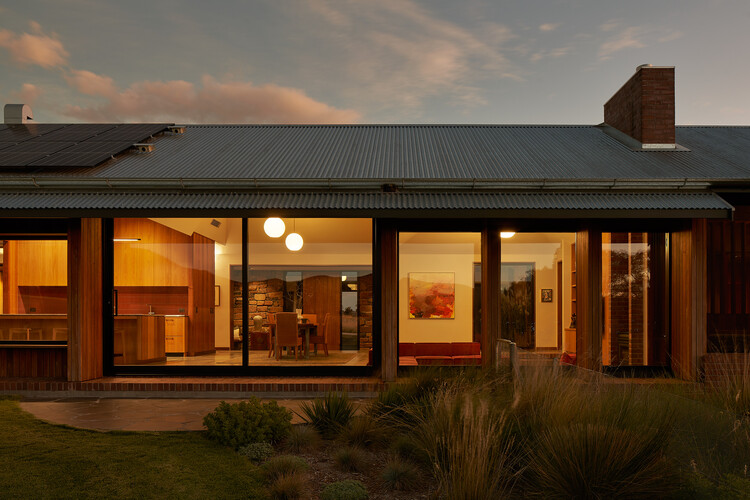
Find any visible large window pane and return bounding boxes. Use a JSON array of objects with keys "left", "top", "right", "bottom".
[
  {"left": 500, "top": 233, "right": 576, "bottom": 354},
  {"left": 0, "top": 240, "right": 68, "bottom": 341},
  {"left": 398, "top": 232, "right": 482, "bottom": 366},
  {"left": 602, "top": 232, "right": 668, "bottom": 366},
  {"left": 113, "top": 218, "right": 241, "bottom": 366},
  {"left": 246, "top": 218, "right": 372, "bottom": 366}
]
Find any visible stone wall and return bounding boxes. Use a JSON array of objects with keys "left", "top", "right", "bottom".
[{"left": 359, "top": 273, "right": 373, "bottom": 349}]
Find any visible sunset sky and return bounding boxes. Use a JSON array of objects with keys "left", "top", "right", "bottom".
[{"left": 1, "top": 0, "right": 748, "bottom": 125}]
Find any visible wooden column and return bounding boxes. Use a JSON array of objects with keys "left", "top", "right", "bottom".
[
  {"left": 187, "top": 233, "right": 216, "bottom": 356},
  {"left": 671, "top": 219, "right": 707, "bottom": 380},
  {"left": 379, "top": 224, "right": 398, "bottom": 382},
  {"left": 67, "top": 218, "right": 103, "bottom": 382},
  {"left": 576, "top": 226, "right": 602, "bottom": 370},
  {"left": 481, "top": 223, "right": 501, "bottom": 368}
]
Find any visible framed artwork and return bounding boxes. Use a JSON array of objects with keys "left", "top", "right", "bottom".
[
  {"left": 541, "top": 288, "right": 553, "bottom": 302},
  {"left": 409, "top": 272, "right": 455, "bottom": 319}
]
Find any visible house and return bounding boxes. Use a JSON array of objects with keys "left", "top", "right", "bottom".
[{"left": 0, "top": 65, "right": 748, "bottom": 387}]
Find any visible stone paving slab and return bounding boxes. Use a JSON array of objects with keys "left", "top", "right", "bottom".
[{"left": 18, "top": 398, "right": 362, "bottom": 432}]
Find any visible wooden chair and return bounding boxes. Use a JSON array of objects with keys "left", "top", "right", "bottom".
[
  {"left": 309, "top": 313, "right": 329, "bottom": 356},
  {"left": 9, "top": 328, "right": 28, "bottom": 340},
  {"left": 275, "top": 312, "right": 303, "bottom": 360},
  {"left": 52, "top": 328, "right": 68, "bottom": 341}
]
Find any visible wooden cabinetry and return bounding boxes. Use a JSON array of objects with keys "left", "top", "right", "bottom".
[
  {"left": 565, "top": 243, "right": 577, "bottom": 353},
  {"left": 165, "top": 316, "right": 187, "bottom": 354}
]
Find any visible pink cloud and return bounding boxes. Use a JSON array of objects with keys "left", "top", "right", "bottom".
[
  {"left": 0, "top": 21, "right": 68, "bottom": 68},
  {"left": 10, "top": 83, "right": 42, "bottom": 106},
  {"left": 64, "top": 69, "right": 117, "bottom": 97},
  {"left": 63, "top": 73, "right": 360, "bottom": 124}
]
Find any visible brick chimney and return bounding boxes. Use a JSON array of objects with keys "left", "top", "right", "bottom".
[{"left": 604, "top": 65, "right": 675, "bottom": 148}]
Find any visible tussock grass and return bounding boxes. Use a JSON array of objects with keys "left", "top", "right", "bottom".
[
  {"left": 282, "top": 424, "right": 321, "bottom": 453},
  {"left": 298, "top": 392, "right": 355, "bottom": 440},
  {"left": 334, "top": 445, "right": 367, "bottom": 473}
]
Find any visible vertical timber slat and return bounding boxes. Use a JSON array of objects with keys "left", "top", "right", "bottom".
[
  {"left": 67, "top": 218, "right": 103, "bottom": 382},
  {"left": 379, "top": 225, "right": 398, "bottom": 382},
  {"left": 576, "top": 227, "right": 602, "bottom": 370},
  {"left": 481, "top": 223, "right": 501, "bottom": 369}
]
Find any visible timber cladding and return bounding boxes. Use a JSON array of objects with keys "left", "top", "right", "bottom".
[{"left": 0, "top": 347, "right": 67, "bottom": 379}]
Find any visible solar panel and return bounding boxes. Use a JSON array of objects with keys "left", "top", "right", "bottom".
[
  {"left": 35, "top": 124, "right": 117, "bottom": 142},
  {"left": 27, "top": 151, "right": 116, "bottom": 168},
  {"left": 90, "top": 124, "right": 169, "bottom": 142},
  {"left": 1, "top": 141, "right": 75, "bottom": 153},
  {"left": 0, "top": 124, "right": 66, "bottom": 143},
  {"left": 0, "top": 152, "right": 51, "bottom": 167},
  {"left": 61, "top": 141, "right": 134, "bottom": 153}
]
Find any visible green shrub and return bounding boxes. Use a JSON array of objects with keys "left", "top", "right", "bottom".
[
  {"left": 262, "top": 455, "right": 310, "bottom": 483},
  {"left": 283, "top": 424, "right": 321, "bottom": 453},
  {"left": 202, "top": 398, "right": 292, "bottom": 449},
  {"left": 268, "top": 472, "right": 306, "bottom": 500},
  {"left": 338, "top": 415, "right": 387, "bottom": 449},
  {"left": 334, "top": 445, "right": 367, "bottom": 473},
  {"left": 238, "top": 442, "right": 274, "bottom": 463},
  {"left": 381, "top": 457, "right": 420, "bottom": 491},
  {"left": 389, "top": 434, "right": 428, "bottom": 464},
  {"left": 299, "top": 392, "right": 355, "bottom": 439},
  {"left": 320, "top": 480, "right": 369, "bottom": 500}
]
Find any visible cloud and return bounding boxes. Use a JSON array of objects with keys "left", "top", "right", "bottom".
[
  {"left": 0, "top": 21, "right": 68, "bottom": 68},
  {"left": 11, "top": 83, "right": 41, "bottom": 106},
  {"left": 598, "top": 26, "right": 646, "bottom": 60},
  {"left": 657, "top": 31, "right": 683, "bottom": 43},
  {"left": 62, "top": 73, "right": 361, "bottom": 124},
  {"left": 302, "top": 0, "right": 520, "bottom": 112},
  {"left": 530, "top": 47, "right": 571, "bottom": 62},
  {"left": 64, "top": 69, "right": 117, "bottom": 97},
  {"left": 539, "top": 23, "right": 560, "bottom": 32}
]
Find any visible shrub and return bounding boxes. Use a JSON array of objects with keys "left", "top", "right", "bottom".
[
  {"left": 262, "top": 455, "right": 310, "bottom": 483},
  {"left": 299, "top": 392, "right": 355, "bottom": 439},
  {"left": 202, "top": 398, "right": 292, "bottom": 449},
  {"left": 283, "top": 424, "right": 321, "bottom": 453},
  {"left": 320, "top": 480, "right": 369, "bottom": 500},
  {"left": 334, "top": 445, "right": 367, "bottom": 473},
  {"left": 389, "top": 434, "right": 428, "bottom": 464},
  {"left": 338, "top": 415, "right": 387, "bottom": 449},
  {"left": 238, "top": 442, "right": 274, "bottom": 463},
  {"left": 381, "top": 457, "right": 420, "bottom": 491},
  {"left": 268, "top": 472, "right": 306, "bottom": 500}
]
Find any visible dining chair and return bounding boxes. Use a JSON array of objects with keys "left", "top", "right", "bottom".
[
  {"left": 309, "top": 312, "right": 329, "bottom": 356},
  {"left": 275, "top": 312, "right": 303, "bottom": 360}
]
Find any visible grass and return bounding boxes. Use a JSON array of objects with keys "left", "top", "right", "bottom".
[{"left": 0, "top": 398, "right": 266, "bottom": 499}]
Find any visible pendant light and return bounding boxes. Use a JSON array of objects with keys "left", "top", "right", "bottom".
[
  {"left": 500, "top": 231, "right": 516, "bottom": 239},
  {"left": 285, "top": 219, "right": 303, "bottom": 251},
  {"left": 264, "top": 217, "right": 285, "bottom": 238}
]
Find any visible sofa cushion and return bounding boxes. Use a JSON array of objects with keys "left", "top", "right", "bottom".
[
  {"left": 452, "top": 355, "right": 482, "bottom": 366},
  {"left": 451, "top": 342, "right": 480, "bottom": 356},
  {"left": 415, "top": 342, "right": 452, "bottom": 357},
  {"left": 399, "top": 343, "right": 416, "bottom": 356},
  {"left": 416, "top": 356, "right": 452, "bottom": 366},
  {"left": 399, "top": 356, "right": 419, "bottom": 366}
]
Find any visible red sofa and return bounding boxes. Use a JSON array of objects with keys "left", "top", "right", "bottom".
[{"left": 399, "top": 342, "right": 481, "bottom": 366}]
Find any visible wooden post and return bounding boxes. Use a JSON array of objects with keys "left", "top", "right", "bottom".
[
  {"left": 67, "top": 218, "right": 103, "bottom": 382},
  {"left": 576, "top": 226, "right": 603, "bottom": 371},
  {"left": 670, "top": 219, "right": 707, "bottom": 380},
  {"left": 379, "top": 224, "right": 398, "bottom": 382},
  {"left": 481, "top": 223, "right": 501, "bottom": 369}
]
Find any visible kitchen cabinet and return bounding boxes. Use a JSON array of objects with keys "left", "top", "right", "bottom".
[{"left": 165, "top": 316, "right": 187, "bottom": 354}]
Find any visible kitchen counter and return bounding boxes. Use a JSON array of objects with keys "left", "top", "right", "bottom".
[{"left": 114, "top": 315, "right": 166, "bottom": 365}]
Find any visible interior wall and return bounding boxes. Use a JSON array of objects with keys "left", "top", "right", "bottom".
[
  {"left": 399, "top": 235, "right": 480, "bottom": 343},
  {"left": 214, "top": 219, "right": 243, "bottom": 348}
]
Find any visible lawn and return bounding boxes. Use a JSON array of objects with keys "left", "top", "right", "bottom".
[{"left": 0, "top": 397, "right": 266, "bottom": 500}]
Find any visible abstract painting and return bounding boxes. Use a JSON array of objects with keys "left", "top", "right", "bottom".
[{"left": 409, "top": 272, "right": 455, "bottom": 319}]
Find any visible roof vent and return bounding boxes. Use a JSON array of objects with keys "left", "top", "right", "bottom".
[
  {"left": 132, "top": 143, "right": 155, "bottom": 153},
  {"left": 167, "top": 125, "right": 186, "bottom": 134},
  {"left": 4, "top": 104, "right": 33, "bottom": 124},
  {"left": 210, "top": 219, "right": 221, "bottom": 228}
]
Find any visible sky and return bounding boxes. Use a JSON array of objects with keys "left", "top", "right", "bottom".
[{"left": 0, "top": 0, "right": 749, "bottom": 125}]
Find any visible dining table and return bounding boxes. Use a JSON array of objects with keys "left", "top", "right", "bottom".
[{"left": 264, "top": 320, "right": 318, "bottom": 359}]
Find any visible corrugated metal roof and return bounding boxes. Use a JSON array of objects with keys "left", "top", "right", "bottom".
[
  {"left": 19, "top": 124, "right": 745, "bottom": 182},
  {"left": 0, "top": 191, "right": 732, "bottom": 214}
]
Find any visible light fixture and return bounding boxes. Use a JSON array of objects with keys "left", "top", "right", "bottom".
[
  {"left": 113, "top": 238, "right": 141, "bottom": 242},
  {"left": 500, "top": 231, "right": 516, "bottom": 239},
  {"left": 264, "top": 217, "right": 285, "bottom": 238},
  {"left": 285, "top": 218, "right": 303, "bottom": 251},
  {"left": 341, "top": 275, "right": 347, "bottom": 282},
  {"left": 285, "top": 232, "right": 303, "bottom": 251}
]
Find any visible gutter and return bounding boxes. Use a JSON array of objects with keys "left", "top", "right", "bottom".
[{"left": 0, "top": 176, "right": 719, "bottom": 193}]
